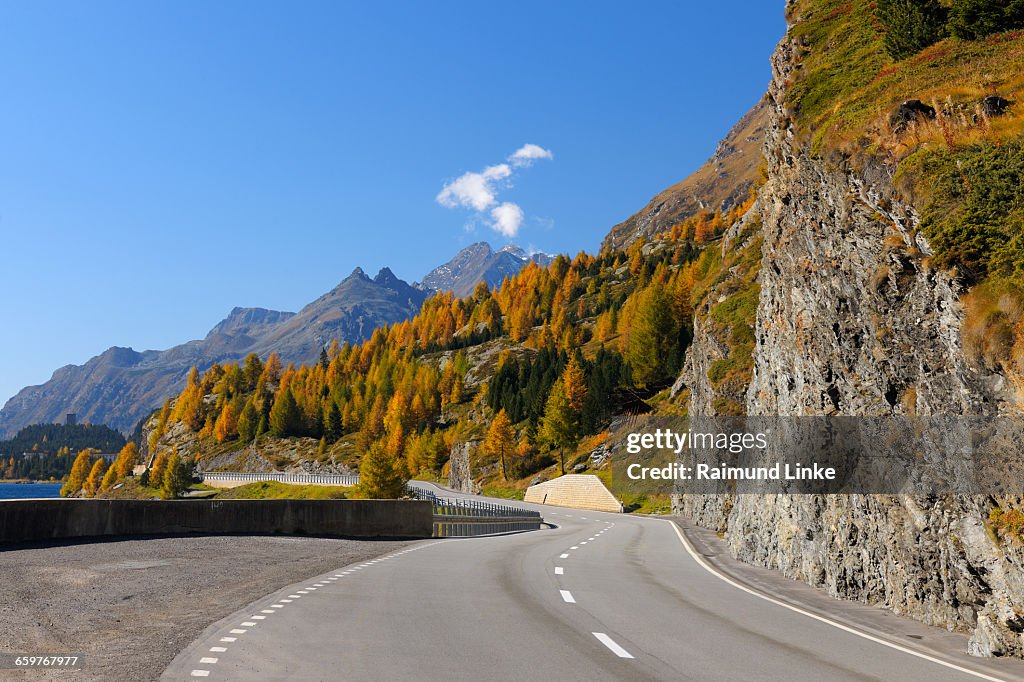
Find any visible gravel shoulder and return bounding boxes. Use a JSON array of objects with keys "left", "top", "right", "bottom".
[{"left": 0, "top": 535, "right": 415, "bottom": 681}]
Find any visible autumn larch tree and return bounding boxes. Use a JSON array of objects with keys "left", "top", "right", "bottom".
[
  {"left": 83, "top": 458, "right": 108, "bottom": 497},
  {"left": 61, "top": 450, "right": 93, "bottom": 497},
  {"left": 149, "top": 452, "right": 170, "bottom": 490},
  {"left": 562, "top": 354, "right": 588, "bottom": 413},
  {"left": 114, "top": 442, "right": 139, "bottom": 479},
  {"left": 483, "top": 409, "right": 516, "bottom": 480},
  {"left": 358, "top": 442, "right": 407, "bottom": 499}
]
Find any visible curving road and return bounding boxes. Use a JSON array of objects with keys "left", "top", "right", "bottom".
[{"left": 163, "top": 492, "right": 1024, "bottom": 681}]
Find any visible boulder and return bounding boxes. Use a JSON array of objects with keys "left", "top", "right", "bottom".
[{"left": 891, "top": 99, "right": 936, "bottom": 132}]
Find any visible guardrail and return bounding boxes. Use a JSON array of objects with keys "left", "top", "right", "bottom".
[
  {"left": 195, "top": 474, "right": 543, "bottom": 537},
  {"left": 409, "top": 486, "right": 543, "bottom": 537},
  {"left": 199, "top": 472, "right": 360, "bottom": 487}
]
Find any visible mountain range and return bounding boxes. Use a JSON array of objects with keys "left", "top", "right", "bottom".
[
  {"left": 0, "top": 242, "right": 548, "bottom": 437},
  {"left": 416, "top": 242, "right": 553, "bottom": 298}
]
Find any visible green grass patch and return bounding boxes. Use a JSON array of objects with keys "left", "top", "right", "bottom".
[
  {"left": 899, "top": 140, "right": 1024, "bottom": 282},
  {"left": 214, "top": 481, "right": 350, "bottom": 499}
]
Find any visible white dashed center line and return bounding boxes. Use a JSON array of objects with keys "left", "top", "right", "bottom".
[
  {"left": 230, "top": 629, "right": 247, "bottom": 634},
  {"left": 571, "top": 546, "right": 579, "bottom": 550},
  {"left": 190, "top": 670, "right": 210, "bottom": 677},
  {"left": 560, "top": 590, "right": 576, "bottom": 604},
  {"left": 593, "top": 632, "right": 634, "bottom": 659},
  {"left": 242, "top": 621, "right": 257, "bottom": 627},
  {"left": 220, "top": 637, "right": 236, "bottom": 643},
  {"left": 210, "top": 647, "right": 227, "bottom": 653},
  {"left": 199, "top": 657, "right": 218, "bottom": 664},
  {"left": 555, "top": 567, "right": 564, "bottom": 575},
  {"left": 560, "top": 553, "right": 570, "bottom": 559}
]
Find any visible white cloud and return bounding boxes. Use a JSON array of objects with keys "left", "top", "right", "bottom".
[
  {"left": 490, "top": 202, "right": 524, "bottom": 237},
  {"left": 509, "top": 143, "right": 553, "bottom": 167},
  {"left": 437, "top": 145, "right": 551, "bottom": 238}
]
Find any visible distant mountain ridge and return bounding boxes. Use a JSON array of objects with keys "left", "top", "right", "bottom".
[
  {"left": 0, "top": 244, "right": 543, "bottom": 437},
  {"left": 417, "top": 242, "right": 553, "bottom": 298},
  {"left": 0, "top": 267, "right": 429, "bottom": 437},
  {"left": 601, "top": 99, "right": 767, "bottom": 253}
]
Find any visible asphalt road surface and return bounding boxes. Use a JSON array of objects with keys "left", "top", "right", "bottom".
[{"left": 164, "top": 492, "right": 1024, "bottom": 681}]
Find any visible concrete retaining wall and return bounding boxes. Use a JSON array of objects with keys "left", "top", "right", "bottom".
[
  {"left": 524, "top": 474, "right": 623, "bottom": 513},
  {"left": 0, "top": 499, "right": 433, "bottom": 544}
]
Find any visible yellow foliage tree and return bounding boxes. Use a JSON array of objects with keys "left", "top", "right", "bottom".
[
  {"left": 61, "top": 450, "right": 93, "bottom": 497},
  {"left": 83, "top": 458, "right": 108, "bottom": 497},
  {"left": 482, "top": 409, "right": 515, "bottom": 480}
]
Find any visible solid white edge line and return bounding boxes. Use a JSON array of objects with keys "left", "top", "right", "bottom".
[
  {"left": 663, "top": 519, "right": 1007, "bottom": 682},
  {"left": 560, "top": 590, "right": 576, "bottom": 603},
  {"left": 593, "top": 632, "right": 634, "bottom": 659}
]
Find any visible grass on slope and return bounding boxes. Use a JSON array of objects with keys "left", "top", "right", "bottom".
[
  {"left": 214, "top": 481, "right": 349, "bottom": 499},
  {"left": 786, "top": 0, "right": 1024, "bottom": 155}
]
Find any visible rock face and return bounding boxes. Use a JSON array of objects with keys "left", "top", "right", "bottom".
[
  {"left": 447, "top": 441, "right": 478, "bottom": 494},
  {"left": 0, "top": 268, "right": 428, "bottom": 438},
  {"left": 672, "top": 20, "right": 1024, "bottom": 658},
  {"left": 417, "top": 242, "right": 553, "bottom": 299},
  {"left": 601, "top": 99, "right": 768, "bottom": 253}
]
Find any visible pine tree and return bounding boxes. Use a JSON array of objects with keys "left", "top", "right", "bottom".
[
  {"left": 269, "top": 388, "right": 302, "bottom": 437},
  {"left": 358, "top": 442, "right": 407, "bottom": 499},
  {"left": 61, "top": 450, "right": 93, "bottom": 497},
  {"left": 626, "top": 286, "right": 680, "bottom": 388},
  {"left": 323, "top": 401, "right": 343, "bottom": 443},
  {"left": 539, "top": 382, "right": 577, "bottom": 475},
  {"left": 949, "top": 0, "right": 1024, "bottom": 39},
  {"left": 83, "top": 458, "right": 107, "bottom": 497},
  {"left": 482, "top": 409, "right": 516, "bottom": 480},
  {"left": 876, "top": 0, "right": 948, "bottom": 59},
  {"left": 237, "top": 399, "right": 258, "bottom": 443},
  {"left": 161, "top": 453, "right": 192, "bottom": 499}
]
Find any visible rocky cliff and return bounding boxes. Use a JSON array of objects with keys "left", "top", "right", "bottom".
[{"left": 672, "top": 10, "right": 1024, "bottom": 658}]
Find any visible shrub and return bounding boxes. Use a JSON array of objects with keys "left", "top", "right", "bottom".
[
  {"left": 876, "top": 0, "right": 949, "bottom": 59},
  {"left": 949, "top": 0, "right": 1024, "bottom": 40}
]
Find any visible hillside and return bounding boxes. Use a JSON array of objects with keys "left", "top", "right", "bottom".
[
  {"left": 601, "top": 99, "right": 767, "bottom": 253},
  {"left": 0, "top": 243, "right": 544, "bottom": 438}
]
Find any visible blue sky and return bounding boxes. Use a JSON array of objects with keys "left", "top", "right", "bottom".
[{"left": 0, "top": 1, "right": 784, "bottom": 408}]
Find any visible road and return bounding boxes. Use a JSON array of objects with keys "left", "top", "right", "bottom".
[{"left": 163, "top": 492, "right": 1024, "bottom": 681}]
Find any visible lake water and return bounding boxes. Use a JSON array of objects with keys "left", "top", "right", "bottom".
[{"left": 0, "top": 482, "right": 63, "bottom": 499}]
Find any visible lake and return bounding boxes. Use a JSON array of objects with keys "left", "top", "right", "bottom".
[{"left": 0, "top": 482, "right": 63, "bottom": 499}]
